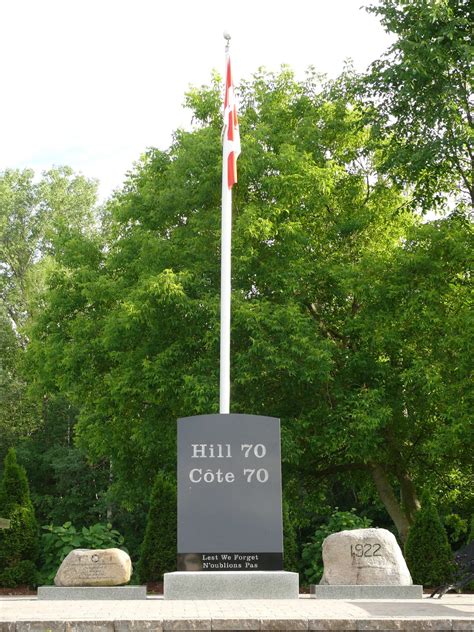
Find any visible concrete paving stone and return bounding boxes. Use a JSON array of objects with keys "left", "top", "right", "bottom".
[
  {"left": 162, "top": 621, "right": 212, "bottom": 631},
  {"left": 15, "top": 623, "right": 66, "bottom": 632},
  {"left": 308, "top": 620, "right": 357, "bottom": 631},
  {"left": 452, "top": 621, "right": 474, "bottom": 631},
  {"left": 356, "top": 620, "right": 453, "bottom": 631},
  {"left": 453, "top": 618, "right": 474, "bottom": 632},
  {"left": 0, "top": 593, "right": 472, "bottom": 631},
  {"left": 260, "top": 620, "right": 308, "bottom": 630},
  {"left": 114, "top": 622, "right": 163, "bottom": 632},
  {"left": 210, "top": 619, "right": 260, "bottom": 630},
  {"left": 65, "top": 622, "right": 115, "bottom": 632}
]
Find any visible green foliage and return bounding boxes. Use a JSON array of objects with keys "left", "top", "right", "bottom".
[
  {"left": 23, "top": 64, "right": 473, "bottom": 546},
  {"left": 0, "top": 167, "right": 98, "bottom": 335},
  {"left": 0, "top": 560, "right": 38, "bottom": 588},
  {"left": 39, "top": 521, "right": 126, "bottom": 585},
  {"left": 0, "top": 448, "right": 30, "bottom": 513},
  {"left": 282, "top": 498, "right": 299, "bottom": 572},
  {"left": 138, "top": 474, "right": 177, "bottom": 583},
  {"left": 0, "top": 2, "right": 469, "bottom": 576},
  {"left": 0, "top": 167, "right": 98, "bottom": 462},
  {"left": 0, "top": 449, "right": 39, "bottom": 587},
  {"left": 444, "top": 514, "right": 468, "bottom": 551},
  {"left": 0, "top": 308, "right": 40, "bottom": 462},
  {"left": 15, "top": 395, "right": 110, "bottom": 528},
  {"left": 365, "top": 0, "right": 473, "bottom": 210},
  {"left": 404, "top": 498, "right": 453, "bottom": 586},
  {"left": 301, "top": 509, "right": 372, "bottom": 584}
]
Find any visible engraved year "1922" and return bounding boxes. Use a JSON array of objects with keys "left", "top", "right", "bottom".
[{"left": 350, "top": 543, "right": 382, "bottom": 558}]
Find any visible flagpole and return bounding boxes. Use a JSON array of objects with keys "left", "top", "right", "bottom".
[{"left": 220, "top": 33, "right": 232, "bottom": 415}]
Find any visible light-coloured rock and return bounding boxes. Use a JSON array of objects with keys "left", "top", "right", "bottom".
[
  {"left": 54, "top": 548, "right": 132, "bottom": 587},
  {"left": 320, "top": 528, "right": 413, "bottom": 586}
]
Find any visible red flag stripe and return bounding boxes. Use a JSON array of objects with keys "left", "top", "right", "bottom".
[
  {"left": 223, "top": 54, "right": 240, "bottom": 189},
  {"left": 228, "top": 152, "right": 237, "bottom": 188}
]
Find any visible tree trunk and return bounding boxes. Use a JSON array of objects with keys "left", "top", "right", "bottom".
[
  {"left": 370, "top": 463, "right": 411, "bottom": 543},
  {"left": 399, "top": 471, "right": 421, "bottom": 524},
  {"left": 106, "top": 460, "right": 113, "bottom": 522}
]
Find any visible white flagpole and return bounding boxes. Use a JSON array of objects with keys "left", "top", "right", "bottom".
[{"left": 220, "top": 33, "right": 232, "bottom": 415}]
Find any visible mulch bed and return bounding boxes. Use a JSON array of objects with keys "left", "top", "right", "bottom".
[{"left": 0, "top": 586, "right": 37, "bottom": 596}]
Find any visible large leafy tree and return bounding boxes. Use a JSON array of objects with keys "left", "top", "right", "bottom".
[
  {"left": 0, "top": 167, "right": 98, "bottom": 339},
  {"left": 364, "top": 0, "right": 473, "bottom": 211},
  {"left": 0, "top": 167, "right": 109, "bottom": 531},
  {"left": 27, "top": 63, "right": 469, "bottom": 538},
  {"left": 0, "top": 167, "right": 99, "bottom": 451},
  {"left": 27, "top": 68, "right": 458, "bottom": 541}
]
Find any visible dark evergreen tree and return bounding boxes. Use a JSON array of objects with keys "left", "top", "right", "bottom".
[
  {"left": 137, "top": 473, "right": 176, "bottom": 583},
  {"left": 404, "top": 497, "right": 453, "bottom": 587},
  {"left": 0, "top": 448, "right": 39, "bottom": 587},
  {"left": 282, "top": 498, "right": 299, "bottom": 572}
]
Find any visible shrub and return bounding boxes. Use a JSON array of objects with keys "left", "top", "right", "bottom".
[
  {"left": 138, "top": 473, "right": 176, "bottom": 583},
  {"left": 444, "top": 513, "right": 468, "bottom": 550},
  {"left": 405, "top": 498, "right": 453, "bottom": 586},
  {"left": 0, "top": 449, "right": 39, "bottom": 587},
  {"left": 39, "top": 521, "right": 126, "bottom": 585},
  {"left": 301, "top": 509, "right": 372, "bottom": 584},
  {"left": 283, "top": 498, "right": 299, "bottom": 572},
  {"left": 0, "top": 449, "right": 30, "bottom": 513}
]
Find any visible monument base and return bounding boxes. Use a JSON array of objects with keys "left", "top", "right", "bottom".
[
  {"left": 310, "top": 584, "right": 423, "bottom": 599},
  {"left": 37, "top": 585, "right": 147, "bottom": 600},
  {"left": 164, "top": 571, "right": 299, "bottom": 600}
]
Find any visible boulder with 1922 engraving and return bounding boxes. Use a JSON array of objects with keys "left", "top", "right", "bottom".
[
  {"left": 54, "top": 548, "right": 132, "bottom": 587},
  {"left": 320, "top": 528, "right": 413, "bottom": 586}
]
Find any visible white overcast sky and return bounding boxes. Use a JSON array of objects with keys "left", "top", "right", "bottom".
[{"left": 0, "top": 0, "right": 393, "bottom": 201}]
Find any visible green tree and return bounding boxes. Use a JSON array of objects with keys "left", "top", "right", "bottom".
[
  {"left": 0, "top": 448, "right": 39, "bottom": 587},
  {"left": 405, "top": 496, "right": 453, "bottom": 586},
  {"left": 0, "top": 167, "right": 98, "bottom": 337},
  {"left": 137, "top": 474, "right": 176, "bottom": 582},
  {"left": 26, "top": 69, "right": 472, "bottom": 545},
  {"left": 16, "top": 396, "right": 110, "bottom": 528},
  {"left": 364, "top": 0, "right": 473, "bottom": 211},
  {"left": 0, "top": 167, "right": 99, "bottom": 460},
  {"left": 0, "top": 307, "right": 38, "bottom": 455}
]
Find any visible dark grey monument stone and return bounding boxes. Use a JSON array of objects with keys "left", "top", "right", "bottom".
[
  {"left": 165, "top": 413, "right": 298, "bottom": 598},
  {"left": 177, "top": 413, "right": 283, "bottom": 572}
]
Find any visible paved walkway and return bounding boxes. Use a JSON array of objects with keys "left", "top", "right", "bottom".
[{"left": 0, "top": 594, "right": 472, "bottom": 631}]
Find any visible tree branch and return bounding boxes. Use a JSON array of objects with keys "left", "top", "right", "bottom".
[{"left": 306, "top": 302, "right": 348, "bottom": 345}]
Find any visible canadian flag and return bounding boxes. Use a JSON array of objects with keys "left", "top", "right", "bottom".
[{"left": 223, "top": 54, "right": 240, "bottom": 189}]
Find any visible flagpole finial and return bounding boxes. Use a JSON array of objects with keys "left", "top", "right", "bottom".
[{"left": 223, "top": 31, "right": 231, "bottom": 51}]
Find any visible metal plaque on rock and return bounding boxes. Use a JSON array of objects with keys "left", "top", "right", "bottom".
[{"left": 177, "top": 413, "right": 283, "bottom": 571}]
